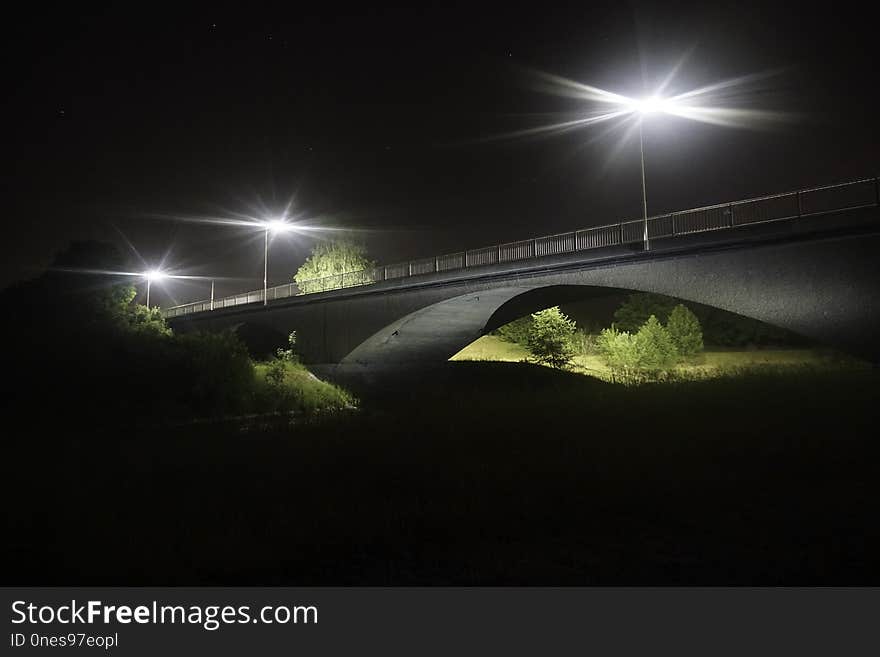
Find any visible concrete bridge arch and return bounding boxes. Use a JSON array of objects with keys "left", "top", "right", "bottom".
[
  {"left": 169, "top": 212, "right": 880, "bottom": 378},
  {"left": 337, "top": 230, "right": 878, "bottom": 374}
]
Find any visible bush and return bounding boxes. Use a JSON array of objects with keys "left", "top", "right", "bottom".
[
  {"left": 527, "top": 307, "right": 576, "bottom": 368},
  {"left": 596, "top": 327, "right": 641, "bottom": 374},
  {"left": 597, "top": 315, "right": 678, "bottom": 380},
  {"left": 666, "top": 304, "right": 703, "bottom": 357},
  {"left": 494, "top": 316, "right": 533, "bottom": 346},
  {"left": 175, "top": 331, "right": 256, "bottom": 415},
  {"left": 275, "top": 331, "right": 299, "bottom": 363},
  {"left": 265, "top": 358, "right": 288, "bottom": 389}
]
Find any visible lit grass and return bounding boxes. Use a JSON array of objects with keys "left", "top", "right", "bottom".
[
  {"left": 450, "top": 335, "right": 529, "bottom": 362},
  {"left": 451, "top": 335, "right": 865, "bottom": 382},
  {"left": 253, "top": 360, "right": 356, "bottom": 414}
]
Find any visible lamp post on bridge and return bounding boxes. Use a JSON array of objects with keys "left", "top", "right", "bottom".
[
  {"left": 638, "top": 117, "right": 649, "bottom": 250},
  {"left": 259, "top": 219, "right": 297, "bottom": 306},
  {"left": 143, "top": 270, "right": 167, "bottom": 308},
  {"left": 626, "top": 96, "right": 679, "bottom": 252}
]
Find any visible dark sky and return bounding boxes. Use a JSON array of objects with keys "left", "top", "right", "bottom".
[{"left": 4, "top": 2, "right": 878, "bottom": 305}]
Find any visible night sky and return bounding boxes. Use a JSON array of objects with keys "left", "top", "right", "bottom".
[{"left": 4, "top": 2, "right": 877, "bottom": 306}]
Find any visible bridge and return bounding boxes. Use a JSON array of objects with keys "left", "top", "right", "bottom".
[{"left": 164, "top": 177, "right": 880, "bottom": 377}]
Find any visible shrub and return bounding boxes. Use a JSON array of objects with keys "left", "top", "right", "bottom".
[
  {"left": 597, "top": 315, "right": 678, "bottom": 380},
  {"left": 527, "top": 307, "right": 576, "bottom": 368},
  {"left": 175, "top": 330, "right": 255, "bottom": 415},
  {"left": 494, "top": 316, "right": 533, "bottom": 346},
  {"left": 265, "top": 358, "right": 288, "bottom": 389},
  {"left": 596, "top": 327, "right": 641, "bottom": 373},
  {"left": 666, "top": 304, "right": 703, "bottom": 357},
  {"left": 275, "top": 331, "right": 299, "bottom": 363}
]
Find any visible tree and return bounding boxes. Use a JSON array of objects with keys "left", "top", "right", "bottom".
[
  {"left": 634, "top": 315, "right": 678, "bottom": 371},
  {"left": 666, "top": 304, "right": 703, "bottom": 357},
  {"left": 611, "top": 291, "right": 802, "bottom": 348},
  {"left": 294, "top": 240, "right": 376, "bottom": 294},
  {"left": 527, "top": 306, "right": 576, "bottom": 368},
  {"left": 612, "top": 293, "right": 678, "bottom": 331},
  {"left": 86, "top": 280, "right": 171, "bottom": 336}
]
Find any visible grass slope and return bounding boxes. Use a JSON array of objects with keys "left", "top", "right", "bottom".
[
  {"left": 10, "top": 359, "right": 879, "bottom": 585},
  {"left": 252, "top": 360, "right": 355, "bottom": 415}
]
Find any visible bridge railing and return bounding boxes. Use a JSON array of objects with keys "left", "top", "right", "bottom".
[{"left": 162, "top": 176, "right": 879, "bottom": 318}]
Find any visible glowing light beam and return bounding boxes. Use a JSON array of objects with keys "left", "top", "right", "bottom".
[{"left": 502, "top": 65, "right": 794, "bottom": 252}]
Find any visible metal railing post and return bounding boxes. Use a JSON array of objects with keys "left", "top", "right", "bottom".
[{"left": 796, "top": 191, "right": 802, "bottom": 217}]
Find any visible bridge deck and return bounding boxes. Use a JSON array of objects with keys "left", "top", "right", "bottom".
[{"left": 164, "top": 176, "right": 879, "bottom": 319}]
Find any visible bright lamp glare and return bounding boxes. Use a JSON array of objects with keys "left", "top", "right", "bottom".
[
  {"left": 264, "top": 218, "right": 294, "bottom": 234},
  {"left": 145, "top": 270, "right": 167, "bottom": 282},
  {"left": 629, "top": 96, "right": 676, "bottom": 115}
]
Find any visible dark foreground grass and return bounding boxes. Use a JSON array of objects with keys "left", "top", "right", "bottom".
[{"left": 7, "top": 362, "right": 879, "bottom": 584}]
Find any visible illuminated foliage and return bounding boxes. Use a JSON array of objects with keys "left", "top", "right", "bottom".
[
  {"left": 294, "top": 240, "right": 376, "bottom": 294},
  {"left": 597, "top": 315, "right": 678, "bottom": 377},
  {"left": 527, "top": 306, "right": 576, "bottom": 368},
  {"left": 596, "top": 326, "right": 642, "bottom": 374},
  {"left": 612, "top": 292, "right": 794, "bottom": 347},
  {"left": 275, "top": 331, "right": 298, "bottom": 363},
  {"left": 96, "top": 283, "right": 171, "bottom": 336},
  {"left": 634, "top": 315, "right": 678, "bottom": 370},
  {"left": 494, "top": 315, "right": 533, "bottom": 346},
  {"left": 666, "top": 304, "right": 704, "bottom": 357}
]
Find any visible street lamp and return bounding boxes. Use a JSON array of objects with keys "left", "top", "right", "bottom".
[
  {"left": 525, "top": 69, "right": 781, "bottom": 252},
  {"left": 143, "top": 269, "right": 167, "bottom": 308},
  {"left": 260, "top": 218, "right": 295, "bottom": 305},
  {"left": 623, "top": 96, "right": 681, "bottom": 251}
]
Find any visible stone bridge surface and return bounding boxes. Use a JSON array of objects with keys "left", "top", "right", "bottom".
[{"left": 167, "top": 206, "right": 880, "bottom": 378}]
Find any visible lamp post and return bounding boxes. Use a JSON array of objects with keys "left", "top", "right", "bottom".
[
  {"left": 638, "top": 117, "right": 649, "bottom": 250},
  {"left": 532, "top": 72, "right": 769, "bottom": 251},
  {"left": 627, "top": 96, "right": 674, "bottom": 252},
  {"left": 144, "top": 270, "right": 167, "bottom": 308},
  {"left": 260, "top": 219, "right": 295, "bottom": 306},
  {"left": 263, "top": 228, "right": 269, "bottom": 305}
]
